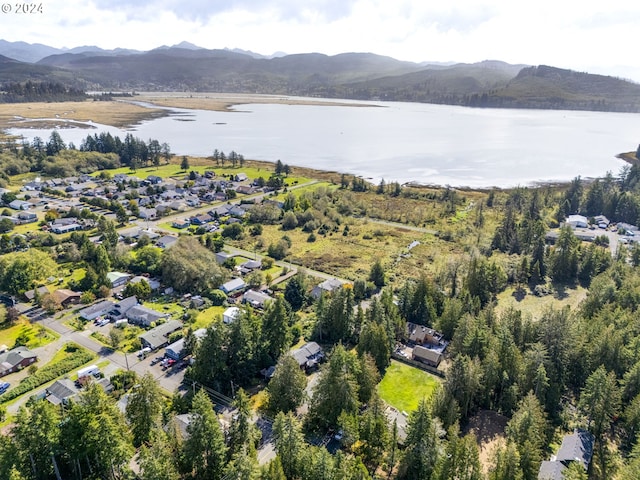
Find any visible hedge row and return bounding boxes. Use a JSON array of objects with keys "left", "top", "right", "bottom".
[{"left": 1, "top": 344, "right": 95, "bottom": 403}]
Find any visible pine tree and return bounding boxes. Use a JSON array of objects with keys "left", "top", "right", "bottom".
[
  {"left": 126, "top": 373, "right": 164, "bottom": 447},
  {"left": 397, "top": 400, "right": 440, "bottom": 480},
  {"left": 183, "top": 390, "right": 227, "bottom": 480}
]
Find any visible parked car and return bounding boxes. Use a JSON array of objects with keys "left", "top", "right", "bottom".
[
  {"left": 150, "top": 356, "right": 163, "bottom": 366},
  {"left": 137, "top": 347, "right": 152, "bottom": 358},
  {"left": 0, "top": 382, "right": 10, "bottom": 394}
]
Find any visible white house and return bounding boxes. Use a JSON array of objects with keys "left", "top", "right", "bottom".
[
  {"left": 223, "top": 307, "right": 241, "bottom": 324},
  {"left": 565, "top": 215, "right": 588, "bottom": 229}
]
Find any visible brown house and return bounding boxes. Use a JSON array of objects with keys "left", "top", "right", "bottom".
[
  {"left": 0, "top": 346, "right": 37, "bottom": 377},
  {"left": 412, "top": 345, "right": 442, "bottom": 368},
  {"left": 52, "top": 289, "right": 82, "bottom": 308},
  {"left": 407, "top": 323, "right": 444, "bottom": 347}
]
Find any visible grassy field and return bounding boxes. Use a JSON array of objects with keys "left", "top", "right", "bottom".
[
  {"left": 495, "top": 285, "right": 588, "bottom": 319},
  {"left": 193, "top": 306, "right": 226, "bottom": 330},
  {"left": 0, "top": 320, "right": 58, "bottom": 350},
  {"left": 0, "top": 100, "right": 167, "bottom": 130},
  {"left": 378, "top": 360, "right": 441, "bottom": 412},
  {"left": 94, "top": 160, "right": 311, "bottom": 187},
  {"left": 231, "top": 220, "right": 423, "bottom": 281}
]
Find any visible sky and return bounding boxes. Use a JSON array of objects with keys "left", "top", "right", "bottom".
[{"left": 3, "top": 0, "right": 640, "bottom": 81}]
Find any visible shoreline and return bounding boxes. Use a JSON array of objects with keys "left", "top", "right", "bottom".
[{"left": 129, "top": 92, "right": 380, "bottom": 113}]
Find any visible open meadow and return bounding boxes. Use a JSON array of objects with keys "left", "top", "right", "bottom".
[{"left": 378, "top": 360, "right": 441, "bottom": 412}]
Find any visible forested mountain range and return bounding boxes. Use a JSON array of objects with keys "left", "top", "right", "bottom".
[{"left": 1, "top": 39, "right": 640, "bottom": 112}]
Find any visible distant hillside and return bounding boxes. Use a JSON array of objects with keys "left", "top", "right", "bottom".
[
  {"left": 0, "top": 54, "right": 82, "bottom": 86},
  {"left": 1, "top": 39, "right": 640, "bottom": 112}
]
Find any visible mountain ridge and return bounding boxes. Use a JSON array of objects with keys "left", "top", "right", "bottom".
[{"left": 1, "top": 39, "right": 639, "bottom": 113}]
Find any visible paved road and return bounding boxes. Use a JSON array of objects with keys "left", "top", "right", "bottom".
[{"left": 5, "top": 308, "right": 186, "bottom": 414}]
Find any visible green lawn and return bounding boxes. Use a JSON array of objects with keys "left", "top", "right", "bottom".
[
  {"left": 0, "top": 320, "right": 58, "bottom": 350},
  {"left": 378, "top": 360, "right": 441, "bottom": 412},
  {"left": 194, "top": 306, "right": 225, "bottom": 329}
]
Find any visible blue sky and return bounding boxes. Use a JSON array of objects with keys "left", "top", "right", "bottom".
[{"left": 4, "top": 0, "right": 640, "bottom": 81}]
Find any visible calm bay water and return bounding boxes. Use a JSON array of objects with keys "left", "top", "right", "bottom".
[{"left": 9, "top": 100, "right": 640, "bottom": 188}]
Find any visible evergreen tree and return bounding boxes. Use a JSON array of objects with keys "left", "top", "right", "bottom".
[
  {"left": 435, "top": 423, "right": 482, "bottom": 480},
  {"left": 505, "top": 392, "right": 548, "bottom": 480},
  {"left": 397, "top": 400, "right": 440, "bottom": 480},
  {"left": 183, "top": 390, "right": 227, "bottom": 480},
  {"left": 227, "top": 389, "right": 261, "bottom": 460},
  {"left": 357, "top": 322, "right": 391, "bottom": 373},
  {"left": 139, "top": 432, "right": 180, "bottom": 480},
  {"left": 13, "top": 399, "right": 60, "bottom": 480},
  {"left": 267, "top": 355, "right": 307, "bottom": 414},
  {"left": 273, "top": 412, "right": 305, "bottom": 479},
  {"left": 368, "top": 260, "right": 386, "bottom": 288},
  {"left": 488, "top": 441, "right": 523, "bottom": 480},
  {"left": 284, "top": 274, "right": 306, "bottom": 311},
  {"left": 262, "top": 296, "right": 291, "bottom": 362},
  {"left": 126, "top": 373, "right": 164, "bottom": 447},
  {"left": 309, "top": 344, "right": 360, "bottom": 429}
]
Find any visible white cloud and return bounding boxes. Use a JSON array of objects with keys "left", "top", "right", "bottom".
[{"left": 1, "top": 0, "right": 639, "bottom": 80}]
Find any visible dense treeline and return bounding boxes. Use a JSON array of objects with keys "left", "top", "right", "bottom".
[{"left": 0, "top": 80, "right": 87, "bottom": 103}]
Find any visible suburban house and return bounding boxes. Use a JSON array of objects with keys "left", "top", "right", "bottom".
[
  {"left": 236, "top": 185, "right": 256, "bottom": 195},
  {"left": 538, "top": 429, "right": 594, "bottom": 480},
  {"left": 239, "top": 259, "right": 262, "bottom": 273},
  {"left": 156, "top": 235, "right": 178, "bottom": 249},
  {"left": 242, "top": 290, "right": 273, "bottom": 309},
  {"left": 223, "top": 306, "right": 241, "bottom": 324},
  {"left": 79, "top": 300, "right": 115, "bottom": 321},
  {"left": 50, "top": 223, "right": 83, "bottom": 234},
  {"left": 23, "top": 286, "right": 49, "bottom": 302},
  {"left": 45, "top": 379, "right": 79, "bottom": 406},
  {"left": 139, "top": 320, "right": 183, "bottom": 350},
  {"left": 215, "top": 252, "right": 236, "bottom": 264},
  {"left": 407, "top": 323, "right": 446, "bottom": 348},
  {"left": 126, "top": 305, "right": 170, "bottom": 327},
  {"left": 291, "top": 342, "right": 324, "bottom": 371},
  {"left": 220, "top": 278, "right": 247, "bottom": 295},
  {"left": 172, "top": 219, "right": 191, "bottom": 229},
  {"left": 165, "top": 328, "right": 207, "bottom": 360},
  {"left": 129, "top": 276, "right": 161, "bottom": 291},
  {"left": 565, "top": 215, "right": 588, "bottom": 229},
  {"left": 0, "top": 346, "right": 38, "bottom": 377},
  {"left": 234, "top": 173, "right": 248, "bottom": 182},
  {"left": 311, "top": 278, "right": 347, "bottom": 299},
  {"left": 107, "top": 272, "right": 131, "bottom": 288},
  {"left": 52, "top": 289, "right": 82, "bottom": 308},
  {"left": 412, "top": 345, "right": 443, "bottom": 368},
  {"left": 8, "top": 199, "right": 30, "bottom": 210},
  {"left": 111, "top": 296, "right": 139, "bottom": 319},
  {"left": 17, "top": 211, "right": 37, "bottom": 223}
]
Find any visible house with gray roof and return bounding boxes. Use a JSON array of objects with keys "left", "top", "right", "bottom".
[
  {"left": 412, "top": 345, "right": 443, "bottom": 368},
  {"left": 45, "top": 379, "right": 79, "bottom": 406},
  {"left": 126, "top": 304, "right": 170, "bottom": 327},
  {"left": 107, "top": 271, "right": 131, "bottom": 288},
  {"left": 291, "top": 342, "right": 324, "bottom": 371},
  {"left": 243, "top": 290, "right": 273, "bottom": 309},
  {"left": 538, "top": 429, "right": 594, "bottom": 480},
  {"left": 165, "top": 328, "right": 207, "bottom": 360},
  {"left": 311, "top": 278, "right": 347, "bottom": 299},
  {"left": 111, "top": 296, "right": 138, "bottom": 319},
  {"left": 220, "top": 278, "right": 246, "bottom": 295},
  {"left": 139, "top": 320, "right": 183, "bottom": 350},
  {"left": 79, "top": 300, "right": 114, "bottom": 321},
  {"left": 0, "top": 346, "right": 38, "bottom": 377}
]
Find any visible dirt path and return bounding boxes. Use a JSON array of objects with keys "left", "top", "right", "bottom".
[{"left": 464, "top": 409, "right": 508, "bottom": 474}]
